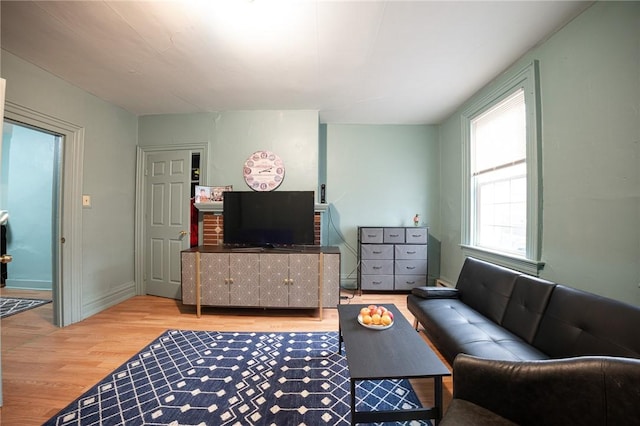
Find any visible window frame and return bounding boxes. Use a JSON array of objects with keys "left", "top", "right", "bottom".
[{"left": 461, "top": 60, "right": 544, "bottom": 275}]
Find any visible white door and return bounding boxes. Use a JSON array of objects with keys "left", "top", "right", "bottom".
[{"left": 145, "top": 150, "right": 192, "bottom": 298}]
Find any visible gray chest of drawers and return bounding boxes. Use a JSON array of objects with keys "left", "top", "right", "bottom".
[{"left": 358, "top": 226, "right": 428, "bottom": 292}]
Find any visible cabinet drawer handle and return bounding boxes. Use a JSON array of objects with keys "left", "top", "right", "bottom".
[
  {"left": 406, "top": 266, "right": 416, "bottom": 270},
  {"left": 372, "top": 251, "right": 382, "bottom": 254},
  {"left": 367, "top": 234, "right": 377, "bottom": 238},
  {"left": 372, "top": 281, "right": 382, "bottom": 285},
  {"left": 411, "top": 234, "right": 421, "bottom": 238},
  {"left": 406, "top": 251, "right": 416, "bottom": 254},
  {"left": 406, "top": 281, "right": 416, "bottom": 285},
  {"left": 373, "top": 266, "right": 382, "bottom": 270},
  {"left": 389, "top": 234, "right": 399, "bottom": 237}
]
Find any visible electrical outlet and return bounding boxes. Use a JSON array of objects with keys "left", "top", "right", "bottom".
[{"left": 82, "top": 195, "right": 91, "bottom": 208}]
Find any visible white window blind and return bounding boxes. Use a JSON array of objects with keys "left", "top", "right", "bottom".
[{"left": 471, "top": 89, "right": 527, "bottom": 256}]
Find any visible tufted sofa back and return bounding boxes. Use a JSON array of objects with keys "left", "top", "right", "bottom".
[
  {"left": 501, "top": 275, "right": 556, "bottom": 344},
  {"left": 456, "top": 257, "right": 519, "bottom": 324},
  {"left": 533, "top": 284, "right": 640, "bottom": 358}
]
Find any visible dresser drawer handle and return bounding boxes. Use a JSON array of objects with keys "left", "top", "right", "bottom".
[
  {"left": 411, "top": 234, "right": 421, "bottom": 238},
  {"left": 372, "top": 281, "right": 382, "bottom": 285},
  {"left": 406, "top": 251, "right": 416, "bottom": 254},
  {"left": 406, "top": 266, "right": 416, "bottom": 270},
  {"left": 406, "top": 280, "right": 416, "bottom": 285},
  {"left": 367, "top": 234, "right": 377, "bottom": 238},
  {"left": 389, "top": 234, "right": 399, "bottom": 237},
  {"left": 372, "top": 251, "right": 382, "bottom": 254},
  {"left": 373, "top": 266, "right": 382, "bottom": 270}
]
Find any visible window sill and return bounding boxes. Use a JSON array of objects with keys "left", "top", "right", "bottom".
[{"left": 460, "top": 245, "right": 545, "bottom": 276}]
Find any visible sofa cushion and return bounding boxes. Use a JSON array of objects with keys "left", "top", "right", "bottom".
[
  {"left": 455, "top": 257, "right": 519, "bottom": 324},
  {"left": 501, "top": 275, "right": 556, "bottom": 344},
  {"left": 407, "top": 295, "right": 548, "bottom": 364},
  {"left": 533, "top": 284, "right": 640, "bottom": 358}
]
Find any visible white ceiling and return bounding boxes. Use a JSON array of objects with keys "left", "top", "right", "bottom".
[{"left": 1, "top": 1, "right": 591, "bottom": 124}]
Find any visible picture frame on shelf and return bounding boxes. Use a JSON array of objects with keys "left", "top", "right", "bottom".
[
  {"left": 195, "top": 185, "right": 212, "bottom": 203},
  {"left": 212, "top": 185, "right": 233, "bottom": 202}
]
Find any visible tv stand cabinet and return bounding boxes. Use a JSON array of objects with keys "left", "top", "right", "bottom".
[{"left": 181, "top": 245, "right": 341, "bottom": 318}]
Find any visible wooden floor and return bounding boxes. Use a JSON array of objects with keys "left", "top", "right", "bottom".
[{"left": 0, "top": 288, "right": 452, "bottom": 425}]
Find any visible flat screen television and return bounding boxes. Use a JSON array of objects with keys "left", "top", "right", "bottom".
[{"left": 223, "top": 191, "right": 315, "bottom": 247}]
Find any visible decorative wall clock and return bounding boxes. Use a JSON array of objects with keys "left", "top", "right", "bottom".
[{"left": 243, "top": 150, "right": 285, "bottom": 191}]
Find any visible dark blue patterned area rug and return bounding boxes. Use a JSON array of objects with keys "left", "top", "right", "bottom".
[
  {"left": 44, "top": 330, "right": 431, "bottom": 426},
  {"left": 0, "top": 297, "right": 51, "bottom": 319}
]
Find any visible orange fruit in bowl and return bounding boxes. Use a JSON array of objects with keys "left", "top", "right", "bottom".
[
  {"left": 381, "top": 314, "right": 392, "bottom": 326},
  {"left": 371, "top": 313, "right": 382, "bottom": 325}
]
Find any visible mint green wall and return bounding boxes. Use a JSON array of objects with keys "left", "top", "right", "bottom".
[
  {"left": 138, "top": 110, "right": 319, "bottom": 193},
  {"left": 325, "top": 124, "right": 439, "bottom": 287},
  {"left": 439, "top": 2, "right": 640, "bottom": 305},
  {"left": 1, "top": 50, "right": 139, "bottom": 317},
  {"left": 1, "top": 122, "right": 54, "bottom": 289}
]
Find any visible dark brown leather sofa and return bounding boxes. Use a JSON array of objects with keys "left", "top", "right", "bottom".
[
  {"left": 440, "top": 354, "right": 640, "bottom": 425},
  {"left": 407, "top": 257, "right": 640, "bottom": 364}
]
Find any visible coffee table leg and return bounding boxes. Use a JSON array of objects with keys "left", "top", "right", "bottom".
[
  {"left": 338, "top": 325, "right": 343, "bottom": 354},
  {"left": 434, "top": 376, "right": 443, "bottom": 425},
  {"left": 350, "top": 378, "right": 356, "bottom": 425}
]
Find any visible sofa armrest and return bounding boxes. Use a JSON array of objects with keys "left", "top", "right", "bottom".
[
  {"left": 448, "top": 354, "right": 640, "bottom": 426},
  {"left": 411, "top": 286, "right": 459, "bottom": 299}
]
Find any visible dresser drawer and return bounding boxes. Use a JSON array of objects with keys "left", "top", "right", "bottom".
[
  {"left": 361, "top": 259, "right": 393, "bottom": 275},
  {"left": 383, "top": 228, "right": 405, "bottom": 243},
  {"left": 395, "top": 260, "right": 428, "bottom": 275},
  {"left": 361, "top": 244, "right": 393, "bottom": 260},
  {"left": 360, "top": 228, "right": 383, "bottom": 244},
  {"left": 394, "top": 275, "right": 428, "bottom": 291},
  {"left": 395, "top": 244, "right": 427, "bottom": 260},
  {"left": 405, "top": 228, "right": 428, "bottom": 244},
  {"left": 361, "top": 275, "right": 394, "bottom": 291}
]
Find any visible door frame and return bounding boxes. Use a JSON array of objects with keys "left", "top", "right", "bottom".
[
  {"left": 134, "top": 144, "right": 207, "bottom": 295},
  {"left": 4, "top": 101, "right": 84, "bottom": 327}
]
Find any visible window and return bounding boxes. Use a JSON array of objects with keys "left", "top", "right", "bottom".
[{"left": 462, "top": 61, "right": 543, "bottom": 275}]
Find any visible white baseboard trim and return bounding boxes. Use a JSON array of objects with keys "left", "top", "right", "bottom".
[
  {"left": 4, "top": 279, "right": 53, "bottom": 291},
  {"left": 82, "top": 281, "right": 136, "bottom": 320},
  {"left": 436, "top": 278, "right": 454, "bottom": 288}
]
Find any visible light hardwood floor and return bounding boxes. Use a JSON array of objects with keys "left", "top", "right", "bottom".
[{"left": 1, "top": 288, "right": 452, "bottom": 425}]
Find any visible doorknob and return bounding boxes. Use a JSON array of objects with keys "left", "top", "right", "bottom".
[
  {"left": 180, "top": 231, "right": 188, "bottom": 236},
  {"left": 0, "top": 254, "right": 12, "bottom": 264}
]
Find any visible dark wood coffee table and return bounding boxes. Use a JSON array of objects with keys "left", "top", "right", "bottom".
[{"left": 338, "top": 303, "right": 451, "bottom": 425}]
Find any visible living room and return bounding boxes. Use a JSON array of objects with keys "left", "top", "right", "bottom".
[
  {"left": 1, "top": 1, "right": 639, "bottom": 424},
  {"left": 2, "top": 1, "right": 638, "bottom": 323}
]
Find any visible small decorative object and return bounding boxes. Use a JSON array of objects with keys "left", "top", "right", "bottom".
[
  {"left": 211, "top": 185, "right": 233, "bottom": 202},
  {"left": 413, "top": 214, "right": 420, "bottom": 226},
  {"left": 243, "top": 150, "right": 285, "bottom": 191}
]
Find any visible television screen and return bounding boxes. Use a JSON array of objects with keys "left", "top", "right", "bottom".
[{"left": 223, "top": 191, "right": 315, "bottom": 247}]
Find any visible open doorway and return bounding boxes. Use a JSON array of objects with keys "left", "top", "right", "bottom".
[
  {"left": 3, "top": 101, "right": 84, "bottom": 328},
  {"left": 1, "top": 119, "right": 61, "bottom": 323}
]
